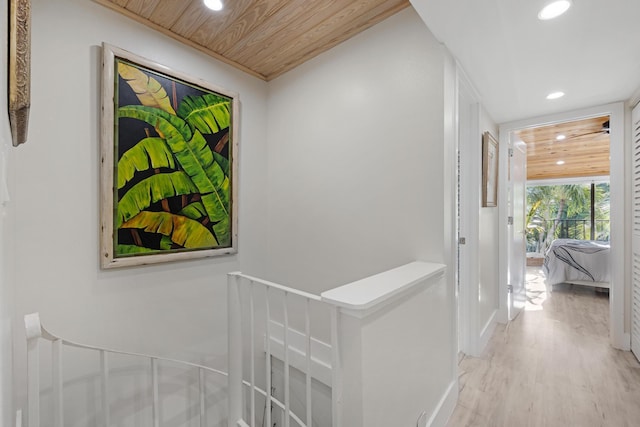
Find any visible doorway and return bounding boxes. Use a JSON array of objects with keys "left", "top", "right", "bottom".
[{"left": 499, "top": 103, "right": 626, "bottom": 349}]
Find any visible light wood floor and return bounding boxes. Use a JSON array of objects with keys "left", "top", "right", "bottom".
[{"left": 447, "top": 267, "right": 640, "bottom": 427}]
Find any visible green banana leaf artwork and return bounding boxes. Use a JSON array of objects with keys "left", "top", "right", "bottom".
[{"left": 100, "top": 44, "right": 238, "bottom": 268}]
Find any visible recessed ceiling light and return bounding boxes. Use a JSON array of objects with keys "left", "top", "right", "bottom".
[
  {"left": 556, "top": 134, "right": 566, "bottom": 141},
  {"left": 556, "top": 160, "right": 566, "bottom": 165},
  {"left": 204, "top": 0, "right": 223, "bottom": 11},
  {"left": 546, "top": 91, "right": 565, "bottom": 100},
  {"left": 538, "top": 0, "right": 572, "bottom": 20}
]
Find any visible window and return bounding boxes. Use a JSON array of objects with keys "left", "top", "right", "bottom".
[{"left": 526, "top": 181, "right": 610, "bottom": 254}]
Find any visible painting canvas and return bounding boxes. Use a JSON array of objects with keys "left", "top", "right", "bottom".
[
  {"left": 482, "top": 131, "right": 498, "bottom": 207},
  {"left": 101, "top": 43, "right": 238, "bottom": 268}
]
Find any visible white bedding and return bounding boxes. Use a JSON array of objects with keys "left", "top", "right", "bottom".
[{"left": 542, "top": 239, "right": 610, "bottom": 287}]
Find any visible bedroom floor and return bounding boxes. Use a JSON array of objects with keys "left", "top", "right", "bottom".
[{"left": 447, "top": 267, "right": 640, "bottom": 427}]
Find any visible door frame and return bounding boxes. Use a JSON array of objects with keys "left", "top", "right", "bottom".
[
  {"left": 498, "top": 102, "right": 627, "bottom": 350},
  {"left": 506, "top": 138, "right": 527, "bottom": 321},
  {"left": 456, "top": 65, "right": 481, "bottom": 355}
]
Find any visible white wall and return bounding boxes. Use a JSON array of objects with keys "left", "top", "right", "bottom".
[
  {"left": 1, "top": 0, "right": 15, "bottom": 423},
  {"left": 10, "top": 2, "right": 461, "bottom": 425},
  {"left": 13, "top": 0, "right": 268, "bottom": 424},
  {"left": 478, "top": 108, "right": 500, "bottom": 332},
  {"left": 265, "top": 8, "right": 447, "bottom": 294},
  {"left": 264, "top": 8, "right": 456, "bottom": 424}
]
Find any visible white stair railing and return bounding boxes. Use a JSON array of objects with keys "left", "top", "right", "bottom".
[
  {"left": 227, "top": 272, "right": 338, "bottom": 427},
  {"left": 24, "top": 312, "right": 227, "bottom": 427},
  {"left": 229, "top": 261, "right": 448, "bottom": 427},
  {"left": 25, "top": 262, "right": 447, "bottom": 427}
]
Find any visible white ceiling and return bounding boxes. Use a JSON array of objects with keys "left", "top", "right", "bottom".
[{"left": 410, "top": 0, "right": 640, "bottom": 124}]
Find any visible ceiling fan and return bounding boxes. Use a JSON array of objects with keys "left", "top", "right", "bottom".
[{"left": 558, "top": 120, "right": 610, "bottom": 141}]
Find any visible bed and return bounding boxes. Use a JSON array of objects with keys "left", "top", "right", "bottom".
[{"left": 542, "top": 239, "right": 610, "bottom": 289}]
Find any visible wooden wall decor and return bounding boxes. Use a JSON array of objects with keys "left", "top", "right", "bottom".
[{"left": 9, "top": 0, "right": 31, "bottom": 146}]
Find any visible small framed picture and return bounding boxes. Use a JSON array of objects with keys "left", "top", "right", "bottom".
[{"left": 482, "top": 131, "right": 499, "bottom": 207}]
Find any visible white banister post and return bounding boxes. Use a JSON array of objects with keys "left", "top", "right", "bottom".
[
  {"left": 199, "top": 368, "right": 206, "bottom": 427},
  {"left": 25, "top": 313, "right": 42, "bottom": 427},
  {"left": 151, "top": 358, "right": 159, "bottom": 427},
  {"left": 100, "top": 351, "right": 110, "bottom": 427},
  {"left": 228, "top": 273, "right": 243, "bottom": 427},
  {"left": 283, "top": 292, "right": 290, "bottom": 427},
  {"left": 330, "top": 306, "right": 342, "bottom": 427},
  {"left": 264, "top": 287, "right": 272, "bottom": 427},
  {"left": 249, "top": 282, "right": 256, "bottom": 425},
  {"left": 305, "top": 298, "right": 312, "bottom": 427},
  {"left": 52, "top": 339, "right": 63, "bottom": 427}
]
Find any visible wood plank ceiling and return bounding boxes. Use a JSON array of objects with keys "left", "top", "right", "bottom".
[
  {"left": 94, "top": 0, "right": 411, "bottom": 81},
  {"left": 516, "top": 116, "right": 611, "bottom": 181}
]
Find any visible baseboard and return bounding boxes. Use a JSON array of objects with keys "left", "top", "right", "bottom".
[
  {"left": 613, "top": 332, "right": 631, "bottom": 351},
  {"left": 496, "top": 306, "right": 508, "bottom": 324},
  {"left": 426, "top": 379, "right": 458, "bottom": 427},
  {"left": 477, "top": 310, "right": 497, "bottom": 355}
]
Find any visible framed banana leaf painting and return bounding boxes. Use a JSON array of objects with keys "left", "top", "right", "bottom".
[{"left": 100, "top": 43, "right": 238, "bottom": 268}]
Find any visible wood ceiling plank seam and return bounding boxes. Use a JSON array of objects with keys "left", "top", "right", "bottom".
[
  {"left": 238, "top": 0, "right": 393, "bottom": 70},
  {"left": 170, "top": 1, "right": 218, "bottom": 39},
  {"left": 218, "top": 0, "right": 348, "bottom": 58},
  {"left": 147, "top": 0, "right": 193, "bottom": 28},
  {"left": 528, "top": 153, "right": 607, "bottom": 159},
  {"left": 530, "top": 178, "right": 609, "bottom": 181},
  {"left": 126, "top": 0, "right": 162, "bottom": 19},
  {"left": 188, "top": 0, "right": 256, "bottom": 47},
  {"left": 527, "top": 156, "right": 610, "bottom": 163},
  {"left": 263, "top": 1, "right": 411, "bottom": 80},
  {"left": 528, "top": 175, "right": 610, "bottom": 181},
  {"left": 200, "top": 0, "right": 293, "bottom": 56},
  {"left": 527, "top": 143, "right": 610, "bottom": 152},
  {"left": 528, "top": 168, "right": 610, "bottom": 174},
  {"left": 545, "top": 142, "right": 608, "bottom": 150},
  {"left": 528, "top": 171, "right": 611, "bottom": 176},
  {"left": 528, "top": 164, "right": 610, "bottom": 170},
  {"left": 527, "top": 160, "right": 610, "bottom": 166},
  {"left": 526, "top": 137, "right": 610, "bottom": 147},
  {"left": 93, "top": 0, "right": 268, "bottom": 80},
  {"left": 527, "top": 164, "right": 610, "bottom": 169},
  {"left": 111, "top": 0, "right": 129, "bottom": 7},
  {"left": 527, "top": 147, "right": 608, "bottom": 155},
  {"left": 530, "top": 167, "right": 610, "bottom": 173},
  {"left": 527, "top": 168, "right": 606, "bottom": 173}
]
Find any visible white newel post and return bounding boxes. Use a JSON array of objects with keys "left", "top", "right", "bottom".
[
  {"left": 25, "top": 313, "right": 43, "bottom": 427},
  {"left": 227, "top": 273, "right": 243, "bottom": 427},
  {"left": 321, "top": 262, "right": 449, "bottom": 427}
]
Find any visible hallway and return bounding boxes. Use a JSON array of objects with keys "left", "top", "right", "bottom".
[{"left": 447, "top": 267, "right": 640, "bottom": 426}]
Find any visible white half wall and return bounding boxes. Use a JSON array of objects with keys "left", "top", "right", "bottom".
[
  {"left": 13, "top": 0, "right": 269, "bottom": 424},
  {"left": 265, "top": 7, "right": 447, "bottom": 294}
]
